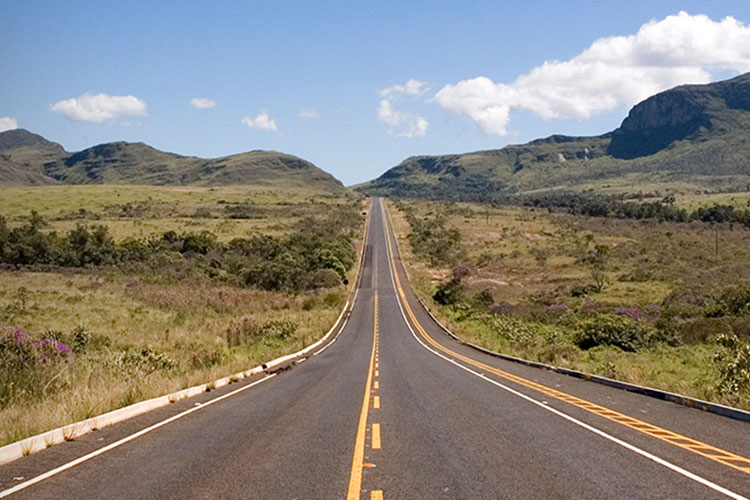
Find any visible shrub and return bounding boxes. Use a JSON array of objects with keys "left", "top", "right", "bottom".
[
  {"left": 471, "top": 290, "right": 494, "bottom": 309},
  {"left": 433, "top": 278, "right": 464, "bottom": 305},
  {"left": 113, "top": 346, "right": 176, "bottom": 374},
  {"left": 0, "top": 327, "right": 73, "bottom": 407},
  {"left": 407, "top": 213, "right": 461, "bottom": 266},
  {"left": 260, "top": 320, "right": 298, "bottom": 340},
  {"left": 713, "top": 334, "right": 750, "bottom": 403},
  {"left": 613, "top": 307, "right": 645, "bottom": 321},
  {"left": 572, "top": 313, "right": 655, "bottom": 352},
  {"left": 720, "top": 286, "right": 750, "bottom": 316},
  {"left": 544, "top": 304, "right": 570, "bottom": 316}
]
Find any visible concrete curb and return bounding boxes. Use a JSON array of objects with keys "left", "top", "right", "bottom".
[
  {"left": 0, "top": 201, "right": 372, "bottom": 466},
  {"left": 384, "top": 201, "right": 750, "bottom": 424}
]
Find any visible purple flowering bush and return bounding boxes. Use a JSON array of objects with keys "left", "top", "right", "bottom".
[
  {"left": 613, "top": 307, "right": 645, "bottom": 321},
  {"left": 0, "top": 327, "right": 72, "bottom": 407},
  {"left": 544, "top": 304, "right": 570, "bottom": 316}
]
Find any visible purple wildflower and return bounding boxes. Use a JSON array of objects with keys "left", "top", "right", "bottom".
[
  {"left": 13, "top": 328, "right": 26, "bottom": 343},
  {"left": 544, "top": 304, "right": 569, "bottom": 315},
  {"left": 614, "top": 307, "right": 644, "bottom": 320},
  {"left": 56, "top": 341, "right": 72, "bottom": 355}
]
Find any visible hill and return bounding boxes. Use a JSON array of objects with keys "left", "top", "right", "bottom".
[
  {"left": 359, "top": 72, "right": 750, "bottom": 200},
  {"left": 0, "top": 129, "right": 347, "bottom": 193}
]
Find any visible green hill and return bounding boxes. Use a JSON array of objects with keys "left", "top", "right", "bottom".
[
  {"left": 0, "top": 129, "right": 347, "bottom": 193},
  {"left": 359, "top": 72, "right": 750, "bottom": 200}
]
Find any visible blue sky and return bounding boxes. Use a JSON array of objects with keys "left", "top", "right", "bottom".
[{"left": 3, "top": 1, "right": 750, "bottom": 185}]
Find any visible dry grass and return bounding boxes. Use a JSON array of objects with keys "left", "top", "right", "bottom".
[
  {"left": 0, "top": 185, "right": 366, "bottom": 446},
  {"left": 388, "top": 199, "right": 749, "bottom": 409}
]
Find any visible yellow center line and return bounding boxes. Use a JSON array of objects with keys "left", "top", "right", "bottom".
[
  {"left": 373, "top": 396, "right": 380, "bottom": 409},
  {"left": 347, "top": 292, "right": 379, "bottom": 500},
  {"left": 382, "top": 201, "right": 750, "bottom": 476},
  {"left": 372, "top": 423, "right": 382, "bottom": 449},
  {"left": 371, "top": 491, "right": 384, "bottom": 500},
  {"left": 374, "top": 381, "right": 379, "bottom": 390}
]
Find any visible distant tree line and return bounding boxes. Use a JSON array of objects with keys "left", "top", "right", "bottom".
[
  {"left": 0, "top": 209, "right": 360, "bottom": 293},
  {"left": 510, "top": 192, "right": 750, "bottom": 227}
]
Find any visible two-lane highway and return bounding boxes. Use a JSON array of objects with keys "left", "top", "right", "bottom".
[{"left": 1, "top": 198, "right": 748, "bottom": 499}]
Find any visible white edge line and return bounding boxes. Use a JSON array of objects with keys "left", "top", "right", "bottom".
[
  {"left": 0, "top": 375, "right": 277, "bottom": 498},
  {"left": 0, "top": 201, "right": 372, "bottom": 467},
  {"left": 380, "top": 199, "right": 748, "bottom": 500}
]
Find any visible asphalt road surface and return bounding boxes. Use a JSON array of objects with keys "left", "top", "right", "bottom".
[{"left": 1, "top": 198, "right": 749, "bottom": 499}]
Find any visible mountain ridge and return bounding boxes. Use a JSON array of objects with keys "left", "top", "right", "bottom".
[
  {"left": 0, "top": 129, "right": 347, "bottom": 193},
  {"left": 359, "top": 72, "right": 750, "bottom": 200}
]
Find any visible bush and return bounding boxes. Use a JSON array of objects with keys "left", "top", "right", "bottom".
[
  {"left": 721, "top": 286, "right": 750, "bottom": 316},
  {"left": 0, "top": 328, "right": 73, "bottom": 407},
  {"left": 260, "top": 320, "right": 298, "bottom": 340},
  {"left": 407, "top": 213, "right": 461, "bottom": 266},
  {"left": 713, "top": 334, "right": 750, "bottom": 404},
  {"left": 113, "top": 346, "right": 177, "bottom": 374},
  {"left": 572, "top": 313, "right": 655, "bottom": 352}
]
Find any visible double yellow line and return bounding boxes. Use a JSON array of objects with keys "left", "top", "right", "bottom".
[
  {"left": 347, "top": 292, "right": 382, "bottom": 500},
  {"left": 381, "top": 200, "right": 750, "bottom": 476}
]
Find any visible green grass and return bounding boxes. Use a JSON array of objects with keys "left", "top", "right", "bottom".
[
  {"left": 0, "top": 185, "right": 366, "bottom": 446},
  {"left": 388, "top": 199, "right": 750, "bottom": 409}
]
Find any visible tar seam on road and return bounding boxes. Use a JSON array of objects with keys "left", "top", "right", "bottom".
[
  {"left": 0, "top": 374, "right": 277, "bottom": 499},
  {"left": 379, "top": 199, "right": 749, "bottom": 500},
  {"left": 347, "top": 291, "right": 381, "bottom": 500}
]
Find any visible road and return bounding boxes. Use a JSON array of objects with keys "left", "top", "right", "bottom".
[{"left": 1, "top": 198, "right": 749, "bottom": 499}]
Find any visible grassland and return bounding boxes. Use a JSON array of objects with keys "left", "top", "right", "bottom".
[
  {"left": 388, "top": 196, "right": 750, "bottom": 410},
  {"left": 0, "top": 185, "right": 365, "bottom": 446}
]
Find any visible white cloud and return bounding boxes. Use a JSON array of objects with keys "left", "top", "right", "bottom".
[
  {"left": 435, "top": 12, "right": 750, "bottom": 135},
  {"left": 377, "top": 99, "right": 408, "bottom": 127},
  {"left": 0, "top": 117, "right": 18, "bottom": 132},
  {"left": 298, "top": 108, "right": 320, "bottom": 120},
  {"left": 377, "top": 80, "right": 430, "bottom": 138},
  {"left": 377, "top": 99, "right": 428, "bottom": 139},
  {"left": 241, "top": 111, "right": 278, "bottom": 133},
  {"left": 190, "top": 97, "right": 216, "bottom": 109},
  {"left": 399, "top": 116, "right": 429, "bottom": 138},
  {"left": 381, "top": 79, "right": 430, "bottom": 97},
  {"left": 51, "top": 93, "right": 147, "bottom": 123}
]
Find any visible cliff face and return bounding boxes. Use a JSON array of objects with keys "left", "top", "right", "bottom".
[
  {"left": 358, "top": 72, "right": 750, "bottom": 201},
  {"left": 607, "top": 73, "right": 750, "bottom": 159}
]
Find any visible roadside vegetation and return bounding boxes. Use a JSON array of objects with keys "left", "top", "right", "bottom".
[
  {"left": 0, "top": 185, "right": 365, "bottom": 446},
  {"left": 388, "top": 196, "right": 750, "bottom": 411}
]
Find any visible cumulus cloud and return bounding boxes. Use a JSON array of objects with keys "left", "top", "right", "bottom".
[
  {"left": 435, "top": 12, "right": 750, "bottom": 135},
  {"left": 376, "top": 98, "right": 429, "bottom": 138},
  {"left": 189, "top": 97, "right": 216, "bottom": 109},
  {"left": 380, "top": 79, "right": 429, "bottom": 97},
  {"left": 51, "top": 93, "right": 147, "bottom": 123},
  {"left": 298, "top": 108, "right": 320, "bottom": 120},
  {"left": 0, "top": 117, "right": 18, "bottom": 132},
  {"left": 377, "top": 99, "right": 408, "bottom": 127},
  {"left": 399, "top": 116, "right": 429, "bottom": 138},
  {"left": 241, "top": 111, "right": 278, "bottom": 133},
  {"left": 377, "top": 80, "right": 430, "bottom": 138}
]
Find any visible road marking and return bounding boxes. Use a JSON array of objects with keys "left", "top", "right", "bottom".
[
  {"left": 380, "top": 199, "right": 749, "bottom": 500},
  {"left": 372, "top": 423, "right": 382, "bottom": 450},
  {"left": 373, "top": 396, "right": 380, "bottom": 409},
  {"left": 0, "top": 374, "right": 277, "bottom": 499},
  {"left": 374, "top": 381, "right": 379, "bottom": 390},
  {"left": 375, "top": 370, "right": 379, "bottom": 377},
  {"left": 346, "top": 292, "right": 379, "bottom": 500},
  {"left": 371, "top": 490, "right": 384, "bottom": 499}
]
